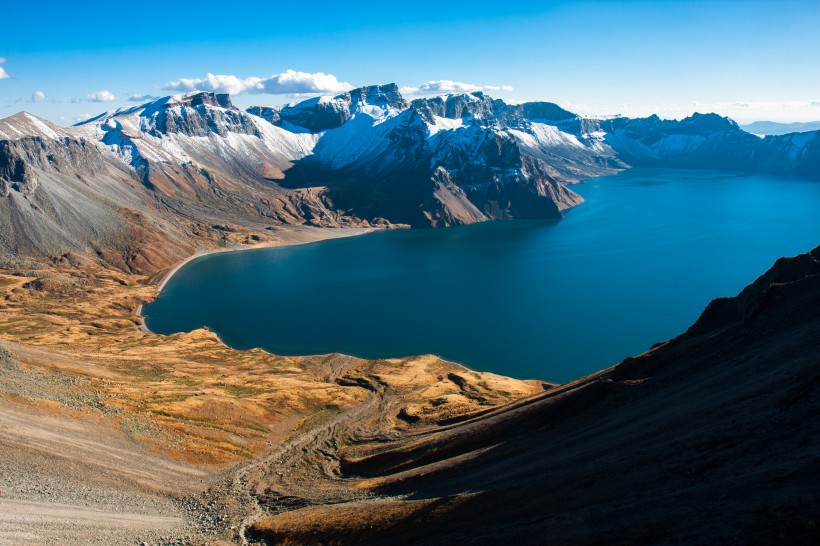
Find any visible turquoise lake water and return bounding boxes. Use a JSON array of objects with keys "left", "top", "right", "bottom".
[{"left": 143, "top": 169, "right": 820, "bottom": 382}]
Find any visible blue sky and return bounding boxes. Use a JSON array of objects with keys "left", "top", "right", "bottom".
[{"left": 1, "top": 0, "right": 818, "bottom": 124}]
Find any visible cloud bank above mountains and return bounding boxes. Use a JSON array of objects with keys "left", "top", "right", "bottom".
[
  {"left": 163, "top": 70, "right": 353, "bottom": 97},
  {"left": 400, "top": 80, "right": 514, "bottom": 96}
]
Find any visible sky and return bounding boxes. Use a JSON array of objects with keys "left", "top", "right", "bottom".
[{"left": 1, "top": 0, "right": 818, "bottom": 125}]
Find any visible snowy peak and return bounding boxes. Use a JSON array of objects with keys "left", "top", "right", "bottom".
[
  {"left": 0, "top": 112, "right": 70, "bottom": 141},
  {"left": 602, "top": 112, "right": 739, "bottom": 139},
  {"left": 347, "top": 83, "right": 408, "bottom": 110},
  {"left": 134, "top": 92, "right": 236, "bottom": 114},
  {"left": 270, "top": 83, "right": 408, "bottom": 133},
  {"left": 677, "top": 112, "right": 738, "bottom": 134},
  {"left": 82, "top": 91, "right": 261, "bottom": 139},
  {"left": 246, "top": 106, "right": 280, "bottom": 125},
  {"left": 412, "top": 93, "right": 499, "bottom": 123},
  {"left": 180, "top": 91, "right": 234, "bottom": 110},
  {"left": 410, "top": 95, "right": 579, "bottom": 129},
  {"left": 520, "top": 102, "right": 576, "bottom": 123}
]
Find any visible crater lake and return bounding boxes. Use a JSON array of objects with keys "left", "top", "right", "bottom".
[{"left": 142, "top": 168, "right": 820, "bottom": 382}]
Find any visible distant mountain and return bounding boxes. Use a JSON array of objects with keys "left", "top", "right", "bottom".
[
  {"left": 265, "top": 85, "right": 613, "bottom": 226},
  {"left": 599, "top": 113, "right": 820, "bottom": 175},
  {"left": 2, "top": 85, "right": 819, "bottom": 265},
  {"left": 740, "top": 120, "right": 820, "bottom": 136}
]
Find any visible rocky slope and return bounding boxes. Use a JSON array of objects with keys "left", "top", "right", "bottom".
[
  {"left": 0, "top": 113, "right": 160, "bottom": 266},
  {"left": 249, "top": 244, "right": 820, "bottom": 545}
]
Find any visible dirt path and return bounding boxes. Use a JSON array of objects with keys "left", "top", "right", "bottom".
[{"left": 210, "top": 381, "right": 393, "bottom": 544}]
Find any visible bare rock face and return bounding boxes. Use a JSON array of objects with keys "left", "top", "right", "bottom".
[
  {"left": 0, "top": 117, "right": 157, "bottom": 263},
  {"left": 0, "top": 148, "right": 36, "bottom": 195},
  {"left": 422, "top": 167, "right": 487, "bottom": 227},
  {"left": 246, "top": 106, "right": 281, "bottom": 125},
  {"left": 277, "top": 83, "right": 409, "bottom": 133},
  {"left": 140, "top": 93, "right": 261, "bottom": 138}
]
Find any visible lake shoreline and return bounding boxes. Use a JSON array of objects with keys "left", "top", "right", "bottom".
[
  {"left": 137, "top": 226, "right": 381, "bottom": 334},
  {"left": 141, "top": 168, "right": 820, "bottom": 382}
]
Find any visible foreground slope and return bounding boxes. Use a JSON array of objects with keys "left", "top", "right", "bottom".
[{"left": 250, "top": 245, "right": 820, "bottom": 545}]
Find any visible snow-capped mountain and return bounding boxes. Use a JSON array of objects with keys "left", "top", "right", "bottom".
[
  {"left": 2, "top": 84, "right": 819, "bottom": 264},
  {"left": 69, "top": 84, "right": 820, "bottom": 229},
  {"left": 598, "top": 113, "right": 820, "bottom": 175},
  {"left": 241, "top": 85, "right": 625, "bottom": 226}
]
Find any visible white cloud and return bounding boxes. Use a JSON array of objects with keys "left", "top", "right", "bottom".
[
  {"left": 127, "top": 93, "right": 160, "bottom": 102},
  {"left": 72, "top": 113, "right": 92, "bottom": 123},
  {"left": 163, "top": 70, "right": 353, "bottom": 97},
  {"left": 0, "top": 57, "right": 8, "bottom": 80},
  {"left": 31, "top": 90, "right": 46, "bottom": 102},
  {"left": 400, "top": 80, "right": 514, "bottom": 97},
  {"left": 86, "top": 90, "right": 118, "bottom": 102}
]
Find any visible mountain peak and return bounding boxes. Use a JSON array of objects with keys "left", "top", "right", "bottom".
[
  {"left": 347, "top": 83, "right": 407, "bottom": 110},
  {"left": 178, "top": 92, "right": 234, "bottom": 110},
  {"left": 520, "top": 102, "right": 577, "bottom": 123},
  {"left": 681, "top": 112, "right": 738, "bottom": 132},
  {"left": 0, "top": 111, "right": 67, "bottom": 140}
]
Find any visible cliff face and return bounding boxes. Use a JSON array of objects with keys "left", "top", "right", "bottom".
[{"left": 250, "top": 245, "right": 820, "bottom": 545}]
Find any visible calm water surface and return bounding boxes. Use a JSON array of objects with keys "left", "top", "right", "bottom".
[{"left": 143, "top": 169, "right": 820, "bottom": 382}]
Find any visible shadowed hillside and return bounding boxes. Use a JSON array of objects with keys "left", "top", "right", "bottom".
[{"left": 249, "top": 245, "right": 820, "bottom": 545}]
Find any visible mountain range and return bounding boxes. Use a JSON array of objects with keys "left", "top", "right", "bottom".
[
  {"left": 740, "top": 120, "right": 820, "bottom": 136},
  {"left": 2, "top": 83, "right": 819, "bottom": 265}
]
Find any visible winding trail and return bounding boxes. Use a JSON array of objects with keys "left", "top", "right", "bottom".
[{"left": 221, "top": 380, "right": 393, "bottom": 545}]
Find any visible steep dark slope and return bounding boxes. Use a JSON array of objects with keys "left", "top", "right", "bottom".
[{"left": 251, "top": 245, "right": 820, "bottom": 545}]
